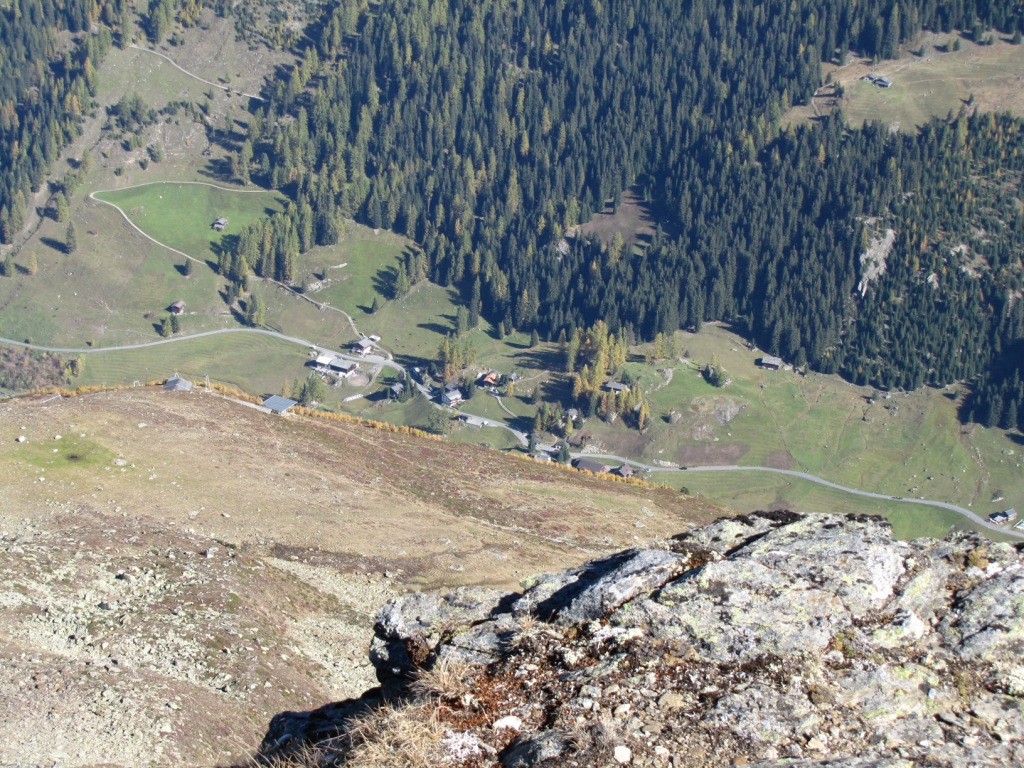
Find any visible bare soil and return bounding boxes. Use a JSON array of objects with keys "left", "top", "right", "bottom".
[
  {"left": 575, "top": 191, "right": 659, "bottom": 247},
  {"left": 0, "top": 388, "right": 721, "bottom": 766}
]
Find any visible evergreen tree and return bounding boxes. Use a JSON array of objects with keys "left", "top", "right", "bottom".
[
  {"left": 302, "top": 373, "right": 327, "bottom": 405},
  {"left": 65, "top": 223, "right": 77, "bottom": 254},
  {"left": 245, "top": 294, "right": 266, "bottom": 327}
]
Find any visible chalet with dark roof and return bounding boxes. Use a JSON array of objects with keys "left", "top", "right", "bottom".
[{"left": 573, "top": 457, "right": 611, "bottom": 474}]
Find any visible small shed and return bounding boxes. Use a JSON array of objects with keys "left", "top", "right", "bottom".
[
  {"left": 759, "top": 355, "right": 782, "bottom": 370},
  {"left": 213, "top": 217, "right": 229, "bottom": 231},
  {"left": 616, "top": 464, "right": 635, "bottom": 478},
  {"left": 263, "top": 395, "right": 298, "bottom": 414},
  {"left": 874, "top": 76, "right": 892, "bottom": 88},
  {"left": 169, "top": 300, "right": 186, "bottom": 315},
  {"left": 163, "top": 375, "right": 193, "bottom": 392},
  {"left": 603, "top": 381, "right": 630, "bottom": 393}
]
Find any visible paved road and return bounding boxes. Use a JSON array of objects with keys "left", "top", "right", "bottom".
[
  {"left": 572, "top": 452, "right": 1024, "bottom": 540},
  {"left": 4, "top": 327, "right": 1016, "bottom": 538}
]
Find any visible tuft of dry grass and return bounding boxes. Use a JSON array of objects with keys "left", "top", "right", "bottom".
[
  {"left": 346, "top": 702, "right": 446, "bottom": 768},
  {"left": 410, "top": 656, "right": 478, "bottom": 702}
]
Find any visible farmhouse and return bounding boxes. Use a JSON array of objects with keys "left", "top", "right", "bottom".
[
  {"left": 328, "top": 359, "right": 358, "bottom": 377},
  {"left": 861, "top": 73, "right": 893, "bottom": 88},
  {"left": 169, "top": 300, "right": 186, "bottom": 315},
  {"left": 442, "top": 384, "right": 464, "bottom": 406},
  {"left": 989, "top": 509, "right": 1018, "bottom": 525},
  {"left": 603, "top": 381, "right": 630, "bottom": 394},
  {"left": 262, "top": 395, "right": 298, "bottom": 415},
  {"left": 351, "top": 337, "right": 375, "bottom": 356},
  {"left": 478, "top": 371, "right": 501, "bottom": 387},
  {"left": 759, "top": 355, "right": 782, "bottom": 370},
  {"left": 163, "top": 375, "right": 193, "bottom": 392},
  {"left": 615, "top": 464, "right": 635, "bottom": 478},
  {"left": 573, "top": 457, "right": 611, "bottom": 474},
  {"left": 213, "top": 217, "right": 229, "bottom": 231}
]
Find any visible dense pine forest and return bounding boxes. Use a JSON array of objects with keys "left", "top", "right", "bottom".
[
  {"left": 234, "top": 0, "right": 1024, "bottom": 428},
  {"left": 3, "top": 0, "right": 1024, "bottom": 429},
  {"left": 0, "top": 0, "right": 133, "bottom": 243}
]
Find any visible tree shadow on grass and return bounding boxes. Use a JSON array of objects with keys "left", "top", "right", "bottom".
[
  {"left": 198, "top": 157, "right": 234, "bottom": 183},
  {"left": 372, "top": 266, "right": 398, "bottom": 299},
  {"left": 40, "top": 237, "right": 69, "bottom": 254},
  {"left": 416, "top": 321, "right": 453, "bottom": 336},
  {"left": 516, "top": 347, "right": 564, "bottom": 372}
]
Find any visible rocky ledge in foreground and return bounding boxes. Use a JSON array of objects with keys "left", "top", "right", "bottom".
[{"left": 255, "top": 512, "right": 1024, "bottom": 767}]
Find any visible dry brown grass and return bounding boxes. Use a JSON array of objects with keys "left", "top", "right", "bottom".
[
  {"left": 410, "top": 656, "right": 479, "bottom": 702},
  {"left": 345, "top": 702, "right": 446, "bottom": 768}
]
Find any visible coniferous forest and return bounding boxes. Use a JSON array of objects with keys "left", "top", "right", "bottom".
[{"left": 3, "top": 0, "right": 1024, "bottom": 429}]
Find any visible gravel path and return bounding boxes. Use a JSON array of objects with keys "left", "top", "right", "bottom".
[{"left": 128, "top": 44, "right": 265, "bottom": 101}]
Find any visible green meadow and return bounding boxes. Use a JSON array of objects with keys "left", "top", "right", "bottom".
[
  {"left": 72, "top": 331, "right": 312, "bottom": 395},
  {"left": 93, "top": 182, "right": 286, "bottom": 265}
]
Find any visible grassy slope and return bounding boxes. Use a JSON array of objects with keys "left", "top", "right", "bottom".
[
  {"left": 93, "top": 182, "right": 287, "bottom": 265},
  {"left": 786, "top": 35, "right": 1024, "bottom": 131},
  {"left": 71, "top": 331, "right": 312, "bottom": 394},
  {"left": 566, "top": 324, "right": 1023, "bottom": 537}
]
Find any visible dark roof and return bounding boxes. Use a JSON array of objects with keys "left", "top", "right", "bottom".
[
  {"left": 169, "top": 300, "right": 186, "bottom": 312},
  {"left": 263, "top": 395, "right": 298, "bottom": 414},
  {"left": 573, "top": 458, "right": 610, "bottom": 474},
  {"left": 163, "top": 376, "right": 193, "bottom": 392},
  {"left": 353, "top": 338, "right": 375, "bottom": 349},
  {"left": 616, "top": 464, "right": 635, "bottom": 477}
]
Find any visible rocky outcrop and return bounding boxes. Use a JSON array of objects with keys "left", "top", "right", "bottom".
[{"left": 257, "top": 513, "right": 1024, "bottom": 767}]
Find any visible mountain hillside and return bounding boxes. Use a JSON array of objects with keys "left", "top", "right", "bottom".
[{"left": 0, "top": 386, "right": 716, "bottom": 765}]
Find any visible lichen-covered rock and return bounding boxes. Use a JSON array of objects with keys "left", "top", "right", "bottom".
[
  {"left": 370, "top": 586, "right": 512, "bottom": 687},
  {"left": 499, "top": 729, "right": 572, "bottom": 767},
  {"left": 704, "top": 684, "right": 821, "bottom": 746},
  {"left": 257, "top": 513, "right": 1024, "bottom": 768},
  {"left": 617, "top": 557, "right": 848, "bottom": 663},
  {"left": 940, "top": 561, "right": 1024, "bottom": 662},
  {"left": 514, "top": 548, "right": 699, "bottom": 625}
]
